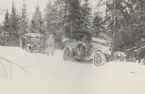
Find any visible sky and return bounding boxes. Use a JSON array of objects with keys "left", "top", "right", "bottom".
[{"left": 0, "top": 0, "right": 104, "bottom": 23}]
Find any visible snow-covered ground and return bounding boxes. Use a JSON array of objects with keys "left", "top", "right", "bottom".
[{"left": 0, "top": 46, "right": 145, "bottom": 94}]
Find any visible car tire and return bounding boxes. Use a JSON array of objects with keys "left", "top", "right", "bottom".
[{"left": 93, "top": 51, "right": 106, "bottom": 66}]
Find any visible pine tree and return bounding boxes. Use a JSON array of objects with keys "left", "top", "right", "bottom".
[
  {"left": 44, "top": 0, "right": 66, "bottom": 36},
  {"left": 9, "top": 1, "right": 19, "bottom": 34},
  {"left": 30, "top": 5, "right": 43, "bottom": 34},
  {"left": 105, "top": 0, "right": 145, "bottom": 51},
  {"left": 3, "top": 9, "right": 10, "bottom": 33},
  {"left": 92, "top": 12, "right": 103, "bottom": 36},
  {"left": 6, "top": 0, "right": 20, "bottom": 46},
  {"left": 44, "top": 2, "right": 56, "bottom": 36},
  {"left": 19, "top": 0, "right": 29, "bottom": 36},
  {"left": 44, "top": 0, "right": 67, "bottom": 49},
  {"left": 65, "top": 0, "right": 82, "bottom": 39},
  {"left": 80, "top": 0, "right": 92, "bottom": 33}
]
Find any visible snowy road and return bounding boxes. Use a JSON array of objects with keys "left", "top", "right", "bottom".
[{"left": 0, "top": 46, "right": 145, "bottom": 94}]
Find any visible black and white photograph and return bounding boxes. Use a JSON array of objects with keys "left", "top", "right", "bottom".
[{"left": 0, "top": 0, "right": 145, "bottom": 94}]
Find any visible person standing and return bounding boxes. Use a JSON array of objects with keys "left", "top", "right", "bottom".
[
  {"left": 46, "top": 35, "right": 55, "bottom": 55},
  {"left": 21, "top": 37, "right": 24, "bottom": 49},
  {"left": 22, "top": 37, "right": 26, "bottom": 49},
  {"left": 40, "top": 36, "right": 45, "bottom": 53}
]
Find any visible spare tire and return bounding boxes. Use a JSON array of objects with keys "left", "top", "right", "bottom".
[{"left": 75, "top": 43, "right": 86, "bottom": 58}]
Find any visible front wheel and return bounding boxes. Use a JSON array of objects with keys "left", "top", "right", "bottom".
[{"left": 93, "top": 51, "right": 106, "bottom": 66}]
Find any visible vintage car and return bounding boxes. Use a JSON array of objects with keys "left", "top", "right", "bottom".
[
  {"left": 63, "top": 33, "right": 112, "bottom": 66},
  {"left": 20, "top": 33, "right": 44, "bottom": 52},
  {"left": 27, "top": 37, "right": 41, "bottom": 52}
]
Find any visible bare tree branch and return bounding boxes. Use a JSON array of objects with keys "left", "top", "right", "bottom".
[
  {"left": 0, "top": 60, "right": 8, "bottom": 79},
  {"left": 0, "top": 57, "right": 28, "bottom": 78}
]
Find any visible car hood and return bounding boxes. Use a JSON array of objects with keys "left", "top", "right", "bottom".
[{"left": 91, "top": 40, "right": 111, "bottom": 55}]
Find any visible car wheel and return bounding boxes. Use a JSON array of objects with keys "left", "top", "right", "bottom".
[{"left": 93, "top": 51, "right": 106, "bottom": 66}]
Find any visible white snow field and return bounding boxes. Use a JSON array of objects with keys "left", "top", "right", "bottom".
[{"left": 0, "top": 46, "right": 145, "bottom": 94}]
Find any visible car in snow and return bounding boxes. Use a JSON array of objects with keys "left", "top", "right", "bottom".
[
  {"left": 20, "top": 33, "right": 44, "bottom": 52},
  {"left": 63, "top": 34, "right": 112, "bottom": 66}
]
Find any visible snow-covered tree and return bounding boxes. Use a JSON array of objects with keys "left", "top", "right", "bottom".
[
  {"left": 65, "top": 0, "right": 82, "bottom": 39},
  {"left": 44, "top": 0, "right": 65, "bottom": 35},
  {"left": 5, "top": 1, "right": 20, "bottom": 46},
  {"left": 9, "top": 1, "right": 19, "bottom": 34},
  {"left": 30, "top": 5, "right": 43, "bottom": 34},
  {"left": 104, "top": 0, "right": 145, "bottom": 51},
  {"left": 3, "top": 9, "right": 10, "bottom": 33},
  {"left": 80, "top": 0, "right": 92, "bottom": 33},
  {"left": 44, "top": 0, "right": 66, "bottom": 49},
  {"left": 19, "top": 0, "right": 29, "bottom": 36},
  {"left": 92, "top": 12, "right": 103, "bottom": 36},
  {"left": 44, "top": 2, "right": 57, "bottom": 36},
  {"left": 63, "top": 0, "right": 93, "bottom": 41}
]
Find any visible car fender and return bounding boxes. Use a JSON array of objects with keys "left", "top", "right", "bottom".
[
  {"left": 91, "top": 49, "right": 103, "bottom": 59},
  {"left": 91, "top": 48, "right": 111, "bottom": 59}
]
